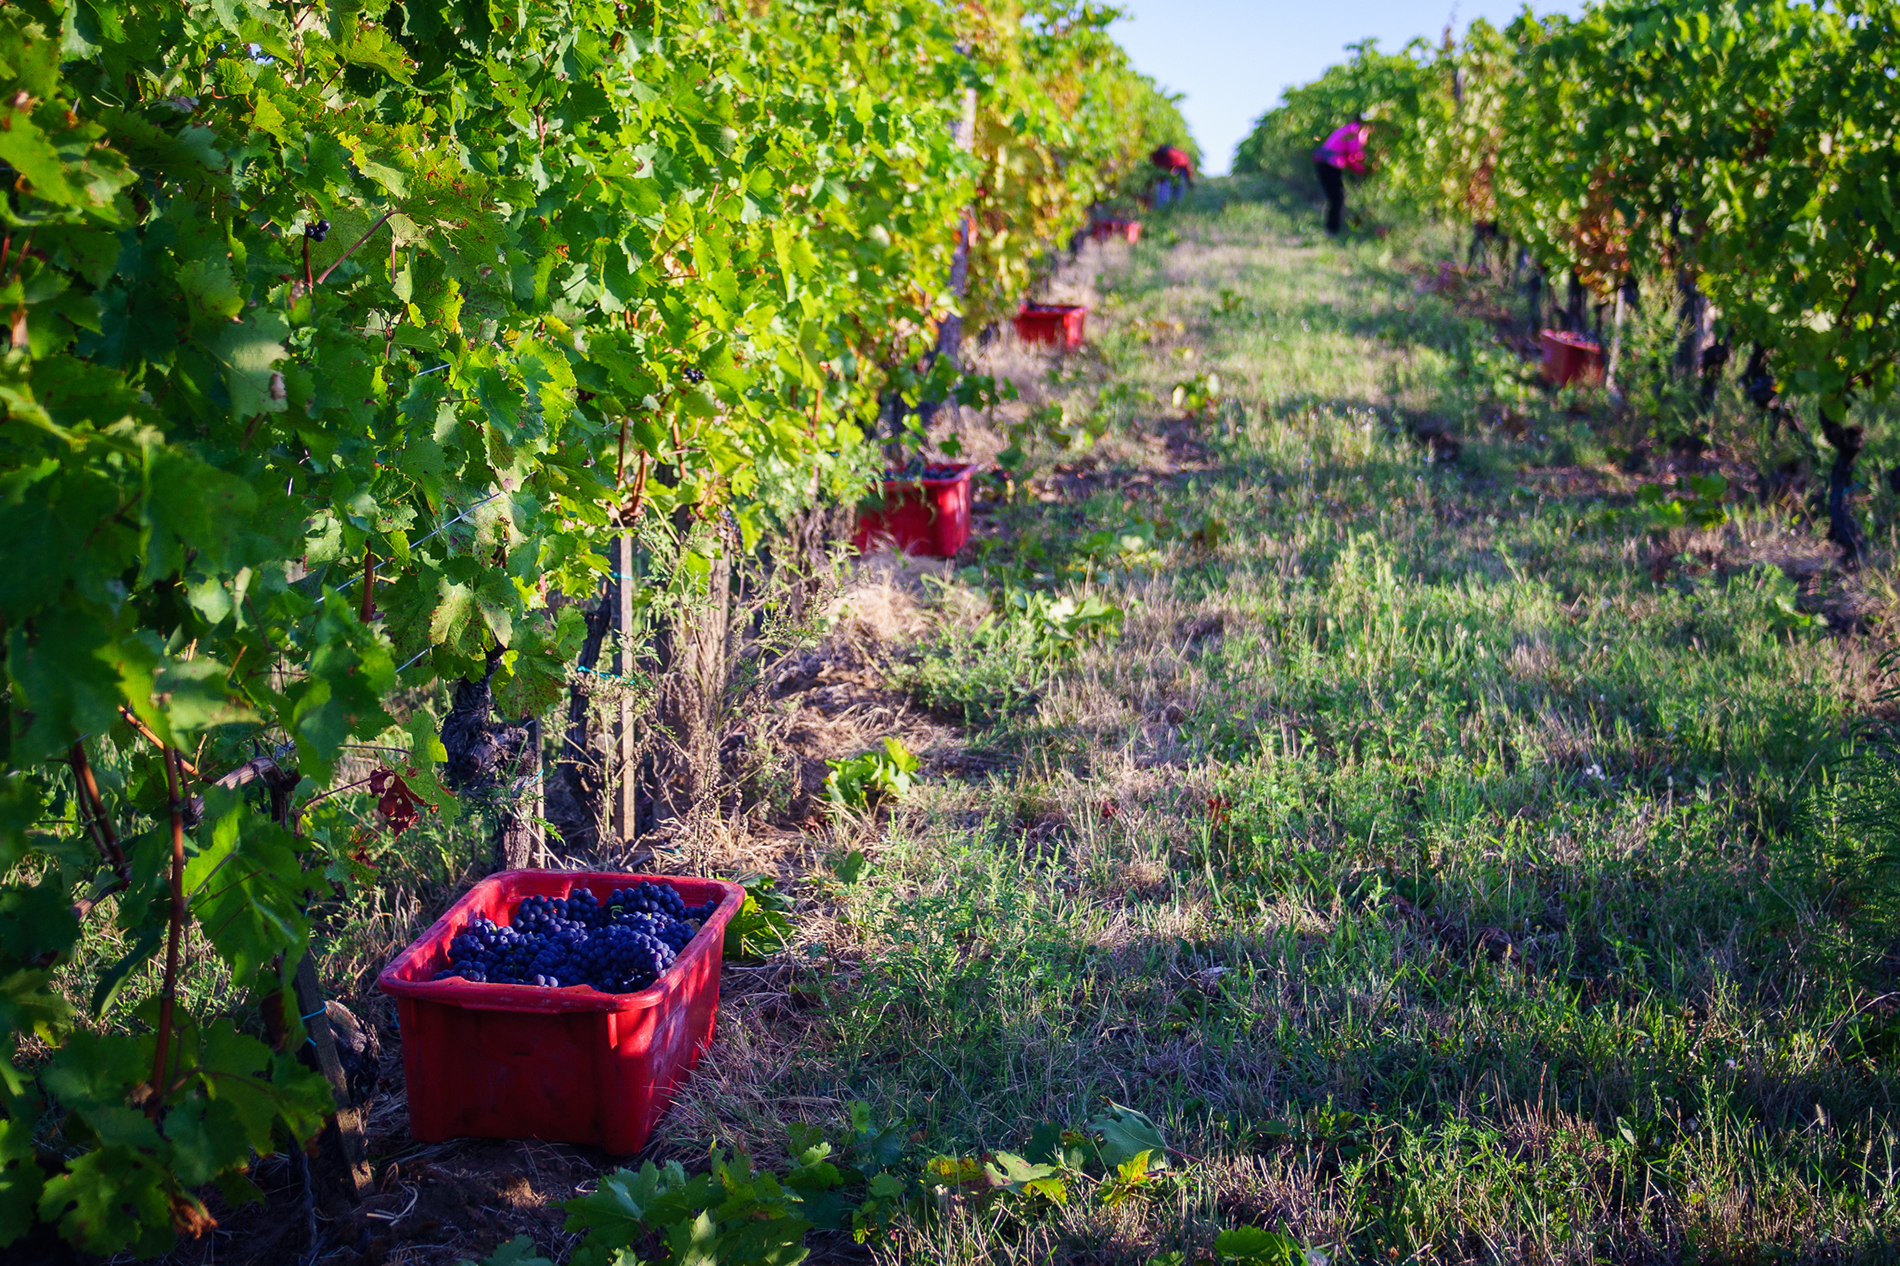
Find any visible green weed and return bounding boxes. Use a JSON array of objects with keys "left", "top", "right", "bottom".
[{"left": 826, "top": 738, "right": 922, "bottom": 813}]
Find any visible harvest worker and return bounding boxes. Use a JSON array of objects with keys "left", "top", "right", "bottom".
[
  {"left": 1149, "top": 144, "right": 1194, "bottom": 205},
  {"left": 1313, "top": 117, "right": 1368, "bottom": 235}
]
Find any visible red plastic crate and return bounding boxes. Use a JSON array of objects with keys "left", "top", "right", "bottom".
[
  {"left": 1013, "top": 303, "right": 1088, "bottom": 349},
  {"left": 1090, "top": 219, "right": 1141, "bottom": 244},
  {"left": 852, "top": 462, "right": 977, "bottom": 557},
  {"left": 1540, "top": 328, "right": 1604, "bottom": 387},
  {"left": 377, "top": 869, "right": 743, "bottom": 1155}
]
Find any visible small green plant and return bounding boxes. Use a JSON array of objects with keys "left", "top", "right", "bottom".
[
  {"left": 1145, "top": 1228, "right": 1316, "bottom": 1266},
  {"left": 1089, "top": 1102, "right": 1173, "bottom": 1170},
  {"left": 825, "top": 738, "right": 920, "bottom": 813},
  {"left": 1733, "top": 563, "right": 1826, "bottom": 632},
  {"left": 896, "top": 585, "right": 1125, "bottom": 724},
  {"left": 1172, "top": 370, "right": 1223, "bottom": 417},
  {"left": 921, "top": 1102, "right": 1179, "bottom": 1218},
  {"left": 469, "top": 1108, "right": 915, "bottom": 1265},
  {"left": 1076, "top": 518, "right": 1162, "bottom": 561},
  {"left": 723, "top": 873, "right": 794, "bottom": 962},
  {"left": 1631, "top": 473, "right": 1730, "bottom": 531},
  {"left": 920, "top": 1150, "right": 1070, "bottom": 1209},
  {"left": 829, "top": 848, "right": 869, "bottom": 885},
  {"left": 1465, "top": 341, "right": 1538, "bottom": 406},
  {"left": 954, "top": 370, "right": 1021, "bottom": 427},
  {"left": 994, "top": 587, "right": 1125, "bottom": 658},
  {"left": 1211, "top": 1227, "right": 1316, "bottom": 1265},
  {"left": 1097, "top": 1147, "right": 1164, "bottom": 1207}
]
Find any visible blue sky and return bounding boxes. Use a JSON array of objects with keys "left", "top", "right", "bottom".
[{"left": 1110, "top": 1, "right": 1583, "bottom": 176}]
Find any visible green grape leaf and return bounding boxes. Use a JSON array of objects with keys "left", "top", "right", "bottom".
[
  {"left": 0, "top": 879, "right": 81, "bottom": 962},
  {"left": 0, "top": 1117, "right": 45, "bottom": 1247},
  {"left": 1214, "top": 1226, "right": 1305, "bottom": 1265},
  {"left": 1089, "top": 1102, "right": 1170, "bottom": 1171},
  {"left": 6, "top": 613, "right": 143, "bottom": 766},
  {"left": 40, "top": 1030, "right": 149, "bottom": 1115},
  {"left": 185, "top": 790, "right": 310, "bottom": 986},
  {"left": 151, "top": 657, "right": 259, "bottom": 741},
  {"left": 0, "top": 967, "right": 73, "bottom": 1101},
  {"left": 37, "top": 1145, "right": 176, "bottom": 1259},
  {"left": 466, "top": 1235, "right": 558, "bottom": 1266}
]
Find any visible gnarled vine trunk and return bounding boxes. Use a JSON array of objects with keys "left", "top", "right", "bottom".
[
  {"left": 548, "top": 580, "right": 618, "bottom": 852},
  {"left": 1819, "top": 402, "right": 1867, "bottom": 567},
  {"left": 440, "top": 644, "right": 540, "bottom": 869}
]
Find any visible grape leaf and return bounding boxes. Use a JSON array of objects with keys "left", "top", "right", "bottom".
[
  {"left": 37, "top": 1145, "right": 175, "bottom": 1259},
  {"left": 0, "top": 879, "right": 81, "bottom": 962},
  {"left": 1214, "top": 1226, "right": 1306, "bottom": 1266},
  {"left": 466, "top": 1235, "right": 557, "bottom": 1266},
  {"left": 0, "top": 1116, "right": 44, "bottom": 1246},
  {"left": 1089, "top": 1102, "right": 1170, "bottom": 1171},
  {"left": 185, "top": 789, "right": 310, "bottom": 986}
]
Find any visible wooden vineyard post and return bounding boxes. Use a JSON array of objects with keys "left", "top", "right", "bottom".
[
  {"left": 553, "top": 577, "right": 616, "bottom": 851},
  {"left": 293, "top": 952, "right": 374, "bottom": 1199},
  {"left": 1676, "top": 268, "right": 1710, "bottom": 377},
  {"left": 1606, "top": 281, "right": 1628, "bottom": 397},
  {"left": 492, "top": 716, "right": 545, "bottom": 870},
  {"left": 611, "top": 533, "right": 639, "bottom": 848},
  {"left": 527, "top": 716, "right": 547, "bottom": 865}
]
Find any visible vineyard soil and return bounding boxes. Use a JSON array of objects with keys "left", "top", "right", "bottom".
[{"left": 112, "top": 177, "right": 1900, "bottom": 1264}]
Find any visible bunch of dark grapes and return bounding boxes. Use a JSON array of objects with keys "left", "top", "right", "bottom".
[
  {"left": 433, "top": 881, "right": 719, "bottom": 993},
  {"left": 888, "top": 457, "right": 968, "bottom": 482}
]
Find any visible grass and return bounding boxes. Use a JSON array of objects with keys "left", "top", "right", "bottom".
[{"left": 672, "top": 177, "right": 1900, "bottom": 1264}]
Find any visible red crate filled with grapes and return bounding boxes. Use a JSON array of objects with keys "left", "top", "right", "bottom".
[
  {"left": 378, "top": 870, "right": 743, "bottom": 1154},
  {"left": 853, "top": 460, "right": 978, "bottom": 557}
]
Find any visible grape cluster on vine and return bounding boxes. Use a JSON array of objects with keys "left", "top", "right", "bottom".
[{"left": 434, "top": 882, "right": 718, "bottom": 992}]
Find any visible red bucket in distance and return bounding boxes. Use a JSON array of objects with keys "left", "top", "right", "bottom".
[
  {"left": 1540, "top": 329, "right": 1605, "bottom": 387},
  {"left": 1091, "top": 219, "right": 1141, "bottom": 244},
  {"left": 1013, "top": 303, "right": 1088, "bottom": 350},
  {"left": 853, "top": 462, "right": 977, "bottom": 558},
  {"left": 377, "top": 870, "right": 743, "bottom": 1155}
]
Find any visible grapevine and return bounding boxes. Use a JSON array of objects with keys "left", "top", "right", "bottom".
[
  {"left": 0, "top": 0, "right": 1187, "bottom": 1256},
  {"left": 1239, "top": 0, "right": 1900, "bottom": 561}
]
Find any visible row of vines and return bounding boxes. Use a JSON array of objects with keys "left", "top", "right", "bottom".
[
  {"left": 1237, "top": 0, "right": 1899, "bottom": 562},
  {"left": 0, "top": 0, "right": 1189, "bottom": 1255}
]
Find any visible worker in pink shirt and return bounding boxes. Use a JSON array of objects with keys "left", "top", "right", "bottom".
[
  {"left": 1150, "top": 144, "right": 1195, "bottom": 205},
  {"left": 1313, "top": 117, "right": 1368, "bottom": 235}
]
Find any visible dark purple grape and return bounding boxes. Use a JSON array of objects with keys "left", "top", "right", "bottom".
[{"left": 442, "top": 881, "right": 696, "bottom": 993}]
